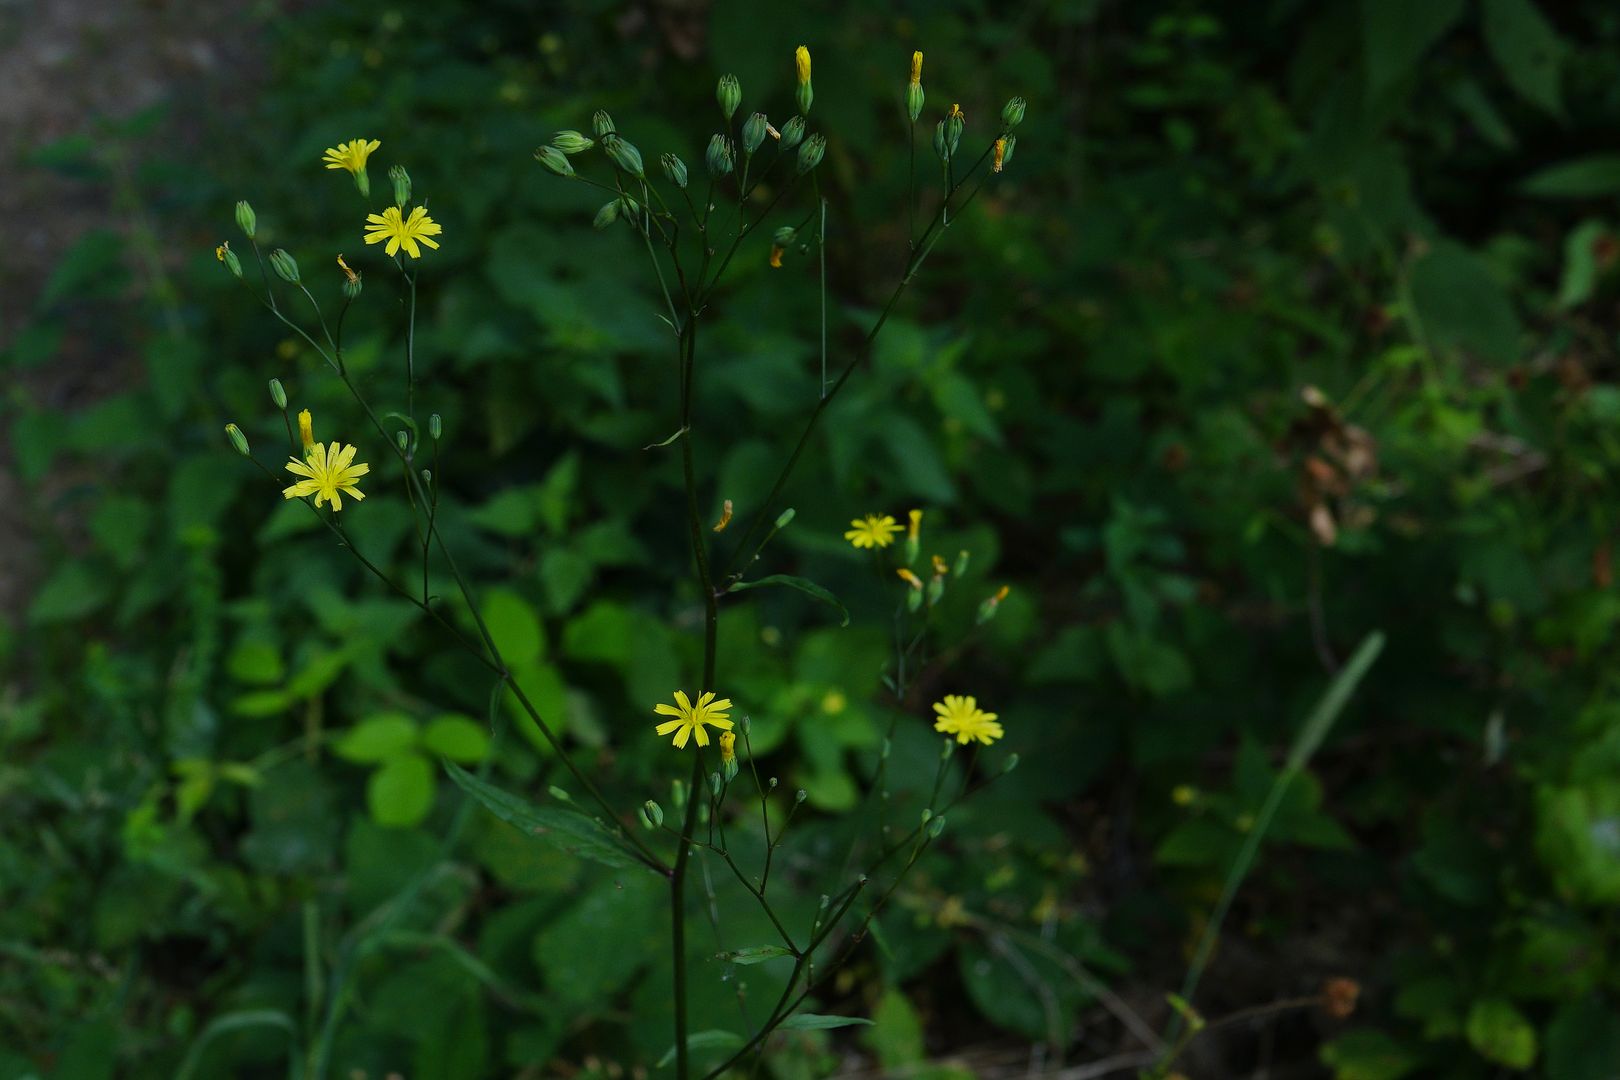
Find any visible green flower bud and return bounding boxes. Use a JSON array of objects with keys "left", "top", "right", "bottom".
[
  {"left": 717, "top": 74, "right": 742, "bottom": 122},
  {"left": 342, "top": 273, "right": 362, "bottom": 300},
  {"left": 722, "top": 757, "right": 739, "bottom": 783},
  {"left": 768, "top": 776, "right": 779, "bottom": 789},
  {"left": 945, "top": 108, "right": 964, "bottom": 155},
  {"left": 926, "top": 574, "right": 945, "bottom": 607},
  {"left": 548, "top": 785, "right": 572, "bottom": 802},
  {"left": 773, "top": 225, "right": 797, "bottom": 247},
  {"left": 927, "top": 815, "right": 946, "bottom": 839},
  {"left": 660, "top": 152, "right": 688, "bottom": 189},
  {"left": 933, "top": 121, "right": 949, "bottom": 162},
  {"left": 953, "top": 549, "right": 970, "bottom": 578},
  {"left": 1002, "top": 753, "right": 1020, "bottom": 774},
  {"left": 741, "top": 112, "right": 769, "bottom": 155},
  {"left": 795, "top": 133, "right": 825, "bottom": 175},
  {"left": 671, "top": 778, "right": 687, "bottom": 809},
  {"left": 593, "top": 199, "right": 621, "bottom": 229},
  {"left": 420, "top": 469, "right": 432, "bottom": 486},
  {"left": 534, "top": 145, "right": 575, "bottom": 178},
  {"left": 906, "top": 588, "right": 923, "bottom": 613},
  {"left": 603, "top": 134, "right": 644, "bottom": 177},
  {"left": 920, "top": 808, "right": 933, "bottom": 824},
  {"left": 794, "top": 46, "right": 814, "bottom": 117},
  {"left": 268, "top": 248, "right": 299, "bottom": 283},
  {"left": 641, "top": 800, "right": 664, "bottom": 829},
  {"left": 778, "top": 115, "right": 806, "bottom": 151},
  {"left": 775, "top": 507, "right": 796, "bottom": 529},
  {"left": 592, "top": 109, "right": 615, "bottom": 137},
  {"left": 234, "top": 200, "right": 256, "bottom": 239},
  {"left": 388, "top": 164, "right": 411, "bottom": 207},
  {"left": 795, "top": 789, "right": 808, "bottom": 804},
  {"left": 396, "top": 430, "right": 409, "bottom": 452},
  {"left": 220, "top": 245, "right": 243, "bottom": 279},
  {"left": 739, "top": 714, "right": 750, "bottom": 735},
  {"left": 706, "top": 134, "right": 734, "bottom": 179},
  {"left": 551, "top": 130, "right": 594, "bottom": 155},
  {"left": 1001, "top": 96, "right": 1026, "bottom": 130},
  {"left": 1000, "top": 135, "right": 1016, "bottom": 168},
  {"left": 709, "top": 772, "right": 723, "bottom": 797},
  {"left": 429, "top": 413, "right": 442, "bottom": 440},
  {"left": 268, "top": 379, "right": 287, "bottom": 410},
  {"left": 224, "top": 423, "right": 250, "bottom": 456},
  {"left": 907, "top": 82, "right": 925, "bottom": 125}
]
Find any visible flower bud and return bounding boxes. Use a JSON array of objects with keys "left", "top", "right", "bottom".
[
  {"left": 773, "top": 226, "right": 797, "bottom": 248},
  {"left": 1001, "top": 96, "right": 1026, "bottom": 130},
  {"left": 603, "top": 134, "right": 644, "bottom": 177},
  {"left": 717, "top": 74, "right": 742, "bottom": 121},
  {"left": 932, "top": 121, "right": 948, "bottom": 162},
  {"left": 709, "top": 772, "right": 723, "bottom": 797},
  {"left": 671, "top": 778, "right": 687, "bottom": 809},
  {"left": 396, "top": 430, "right": 409, "bottom": 452},
  {"left": 927, "top": 574, "right": 945, "bottom": 607},
  {"left": 420, "top": 469, "right": 431, "bottom": 486},
  {"left": 268, "top": 378, "right": 287, "bottom": 410},
  {"left": 429, "top": 413, "right": 442, "bottom": 440},
  {"left": 945, "top": 105, "right": 965, "bottom": 155},
  {"left": 660, "top": 152, "right": 689, "bottom": 189},
  {"left": 795, "top": 133, "right": 825, "bottom": 175},
  {"left": 342, "top": 273, "right": 362, "bottom": 300},
  {"left": 775, "top": 507, "right": 796, "bottom": 529},
  {"left": 920, "top": 808, "right": 932, "bottom": 824},
  {"left": 927, "top": 815, "right": 946, "bottom": 839},
  {"left": 1000, "top": 135, "right": 1016, "bottom": 169},
  {"left": 224, "top": 423, "right": 250, "bottom": 456},
  {"left": 706, "top": 134, "right": 734, "bottom": 179},
  {"left": 592, "top": 109, "right": 615, "bottom": 137},
  {"left": 778, "top": 115, "right": 806, "bottom": 151},
  {"left": 216, "top": 243, "right": 243, "bottom": 279},
  {"left": 593, "top": 199, "right": 621, "bottom": 229},
  {"left": 641, "top": 800, "right": 664, "bottom": 829},
  {"left": 388, "top": 164, "right": 411, "bottom": 207},
  {"left": 907, "top": 83, "right": 925, "bottom": 126},
  {"left": 722, "top": 757, "right": 739, "bottom": 783},
  {"left": 953, "top": 549, "right": 970, "bottom": 578},
  {"left": 1002, "top": 753, "right": 1020, "bottom": 774},
  {"left": 534, "top": 145, "right": 574, "bottom": 178},
  {"left": 795, "top": 789, "right": 808, "bottom": 804},
  {"left": 739, "top": 714, "right": 750, "bottom": 735},
  {"left": 793, "top": 46, "right": 813, "bottom": 116},
  {"left": 235, "top": 200, "right": 256, "bottom": 239},
  {"left": 741, "top": 112, "right": 769, "bottom": 155},
  {"left": 548, "top": 785, "right": 571, "bottom": 802},
  {"left": 269, "top": 248, "right": 300, "bottom": 283},
  {"left": 906, "top": 588, "right": 923, "bottom": 613},
  {"left": 551, "top": 130, "right": 594, "bottom": 155}
]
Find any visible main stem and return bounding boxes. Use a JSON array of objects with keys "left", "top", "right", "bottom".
[{"left": 671, "top": 313, "right": 719, "bottom": 1080}]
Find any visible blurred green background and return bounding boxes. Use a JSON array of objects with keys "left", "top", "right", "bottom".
[{"left": 8, "top": 0, "right": 1620, "bottom": 1076}]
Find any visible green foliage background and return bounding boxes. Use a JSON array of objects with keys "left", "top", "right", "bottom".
[{"left": 8, "top": 0, "right": 1620, "bottom": 1076}]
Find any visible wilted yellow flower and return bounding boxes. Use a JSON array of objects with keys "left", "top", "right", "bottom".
[
  {"left": 947, "top": 103, "right": 964, "bottom": 121},
  {"left": 932, "top": 694, "right": 1003, "bottom": 746},
  {"left": 337, "top": 253, "right": 359, "bottom": 284},
  {"left": 909, "top": 51, "right": 923, "bottom": 87},
  {"left": 795, "top": 46, "right": 812, "bottom": 85},
  {"left": 993, "top": 137, "right": 1006, "bottom": 173},
  {"left": 653, "top": 690, "right": 734, "bottom": 750},
  {"left": 769, "top": 244, "right": 784, "bottom": 268},
  {"left": 931, "top": 554, "right": 950, "bottom": 577},
  {"left": 897, "top": 568, "right": 924, "bottom": 591},
  {"left": 718, "top": 730, "right": 736, "bottom": 764},
  {"left": 297, "top": 408, "right": 315, "bottom": 453},
  {"left": 363, "top": 205, "right": 443, "bottom": 259},
  {"left": 908, "top": 508, "right": 922, "bottom": 540},
  {"left": 214, "top": 242, "right": 229, "bottom": 262},
  {"left": 712, "top": 498, "right": 734, "bottom": 532},
  {"left": 322, "top": 138, "right": 380, "bottom": 174},
  {"left": 845, "top": 514, "right": 903, "bottom": 550},
  {"left": 282, "top": 441, "right": 370, "bottom": 511}
]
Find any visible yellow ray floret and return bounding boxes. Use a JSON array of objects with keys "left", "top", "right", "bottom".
[
  {"left": 795, "top": 46, "right": 812, "bottom": 85},
  {"left": 283, "top": 440, "right": 370, "bottom": 511},
  {"left": 844, "top": 513, "right": 903, "bottom": 550},
  {"left": 653, "top": 690, "right": 735, "bottom": 750},
  {"left": 363, "top": 205, "right": 443, "bottom": 259},
  {"left": 932, "top": 694, "right": 1004, "bottom": 746},
  {"left": 323, "top": 138, "right": 380, "bottom": 174}
]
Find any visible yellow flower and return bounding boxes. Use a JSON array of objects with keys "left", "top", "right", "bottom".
[
  {"left": 844, "top": 514, "right": 903, "bottom": 550},
  {"left": 363, "top": 205, "right": 443, "bottom": 259},
  {"left": 910, "top": 51, "right": 923, "bottom": 87},
  {"left": 908, "top": 508, "right": 922, "bottom": 541},
  {"left": 947, "top": 103, "right": 964, "bottom": 121},
  {"left": 795, "top": 45, "right": 812, "bottom": 85},
  {"left": 932, "top": 694, "right": 1003, "bottom": 746},
  {"left": 653, "top": 690, "right": 734, "bottom": 750},
  {"left": 993, "top": 137, "right": 1006, "bottom": 173},
  {"left": 322, "top": 138, "right": 380, "bottom": 174},
  {"left": 719, "top": 730, "right": 736, "bottom": 764},
  {"left": 297, "top": 408, "right": 315, "bottom": 453},
  {"left": 215, "top": 242, "right": 229, "bottom": 262},
  {"left": 897, "top": 568, "right": 923, "bottom": 591},
  {"left": 282, "top": 441, "right": 370, "bottom": 511}
]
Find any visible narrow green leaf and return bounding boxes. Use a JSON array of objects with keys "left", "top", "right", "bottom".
[
  {"left": 176, "top": 1009, "right": 302, "bottom": 1080},
  {"left": 656, "top": 1029, "right": 744, "bottom": 1068},
  {"left": 643, "top": 425, "right": 688, "bottom": 450},
  {"left": 443, "top": 761, "right": 656, "bottom": 874},
  {"left": 1521, "top": 155, "right": 1620, "bottom": 198},
  {"left": 777, "top": 1013, "right": 874, "bottom": 1031},
  {"left": 718, "top": 944, "right": 793, "bottom": 965},
  {"left": 728, "top": 574, "right": 849, "bottom": 627}
]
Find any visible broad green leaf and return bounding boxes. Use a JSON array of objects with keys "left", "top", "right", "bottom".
[
  {"left": 482, "top": 587, "right": 546, "bottom": 663},
  {"left": 333, "top": 712, "right": 419, "bottom": 763},
  {"left": 421, "top": 713, "right": 491, "bottom": 763},
  {"left": 1482, "top": 0, "right": 1566, "bottom": 116},
  {"left": 1546, "top": 995, "right": 1620, "bottom": 1080},
  {"left": 1466, "top": 998, "right": 1537, "bottom": 1069},
  {"left": 443, "top": 761, "right": 655, "bottom": 873},
  {"left": 728, "top": 575, "right": 849, "bottom": 627},
  {"left": 368, "top": 752, "right": 436, "bottom": 828},
  {"left": 1320, "top": 1030, "right": 1421, "bottom": 1080},
  {"left": 1361, "top": 0, "right": 1465, "bottom": 99}
]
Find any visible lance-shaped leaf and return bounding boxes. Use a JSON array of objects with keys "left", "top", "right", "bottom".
[
  {"left": 444, "top": 762, "right": 656, "bottom": 874},
  {"left": 728, "top": 574, "right": 848, "bottom": 626}
]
